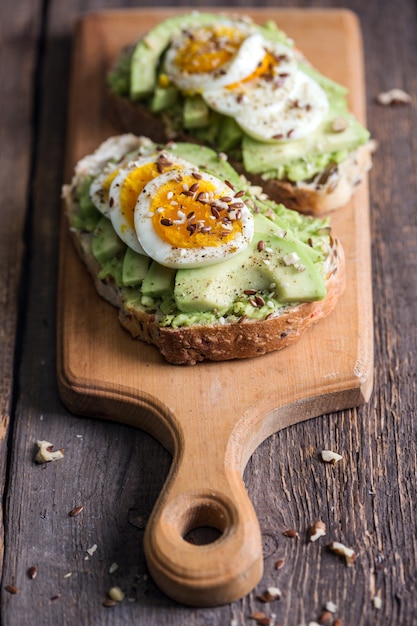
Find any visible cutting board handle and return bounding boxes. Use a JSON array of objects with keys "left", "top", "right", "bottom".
[{"left": 143, "top": 435, "right": 263, "bottom": 607}]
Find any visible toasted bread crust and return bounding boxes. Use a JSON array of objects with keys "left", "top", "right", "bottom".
[
  {"left": 119, "top": 250, "right": 344, "bottom": 365},
  {"left": 107, "top": 90, "right": 372, "bottom": 216},
  {"left": 244, "top": 143, "right": 373, "bottom": 214},
  {"left": 107, "top": 90, "right": 175, "bottom": 145}
]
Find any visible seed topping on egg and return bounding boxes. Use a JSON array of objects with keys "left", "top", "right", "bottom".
[
  {"left": 152, "top": 174, "right": 243, "bottom": 246},
  {"left": 163, "top": 19, "right": 329, "bottom": 143},
  {"left": 164, "top": 24, "right": 266, "bottom": 93},
  {"left": 107, "top": 152, "right": 195, "bottom": 254},
  {"left": 174, "top": 24, "right": 246, "bottom": 75},
  {"left": 156, "top": 152, "right": 175, "bottom": 173},
  {"left": 134, "top": 168, "right": 254, "bottom": 268}
]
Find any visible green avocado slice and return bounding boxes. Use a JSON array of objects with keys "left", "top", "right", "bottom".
[{"left": 174, "top": 230, "right": 326, "bottom": 313}]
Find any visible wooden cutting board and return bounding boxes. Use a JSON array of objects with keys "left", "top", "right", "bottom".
[{"left": 57, "top": 8, "right": 373, "bottom": 607}]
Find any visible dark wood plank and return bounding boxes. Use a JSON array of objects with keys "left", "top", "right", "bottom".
[
  {"left": 0, "top": 0, "right": 43, "bottom": 572},
  {"left": 2, "top": 0, "right": 417, "bottom": 624}
]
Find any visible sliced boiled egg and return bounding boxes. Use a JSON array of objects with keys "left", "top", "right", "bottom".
[
  {"left": 134, "top": 168, "right": 254, "bottom": 268},
  {"left": 162, "top": 20, "right": 329, "bottom": 146},
  {"left": 235, "top": 70, "right": 329, "bottom": 142},
  {"left": 77, "top": 134, "right": 142, "bottom": 181},
  {"left": 108, "top": 152, "right": 195, "bottom": 254},
  {"left": 203, "top": 41, "right": 298, "bottom": 117},
  {"left": 88, "top": 135, "right": 152, "bottom": 216},
  {"left": 164, "top": 24, "right": 266, "bottom": 93},
  {"left": 90, "top": 165, "right": 121, "bottom": 217}
]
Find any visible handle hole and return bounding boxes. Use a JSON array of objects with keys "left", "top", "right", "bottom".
[
  {"left": 184, "top": 526, "right": 222, "bottom": 545},
  {"left": 181, "top": 502, "right": 227, "bottom": 546}
]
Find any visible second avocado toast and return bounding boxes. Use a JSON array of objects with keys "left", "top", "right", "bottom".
[{"left": 107, "top": 11, "right": 373, "bottom": 215}]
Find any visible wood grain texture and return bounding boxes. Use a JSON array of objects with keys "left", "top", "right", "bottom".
[
  {"left": 1, "top": 0, "right": 417, "bottom": 624},
  {"left": 0, "top": 0, "right": 43, "bottom": 573},
  {"left": 56, "top": 8, "right": 373, "bottom": 605}
]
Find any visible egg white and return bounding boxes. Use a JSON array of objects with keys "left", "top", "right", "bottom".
[
  {"left": 76, "top": 134, "right": 142, "bottom": 182},
  {"left": 163, "top": 20, "right": 329, "bottom": 145},
  {"left": 134, "top": 168, "right": 254, "bottom": 268},
  {"left": 108, "top": 153, "right": 196, "bottom": 254},
  {"left": 203, "top": 41, "right": 298, "bottom": 117},
  {"left": 88, "top": 135, "right": 155, "bottom": 216},
  {"left": 90, "top": 164, "right": 122, "bottom": 217},
  {"left": 235, "top": 70, "right": 329, "bottom": 142},
  {"left": 164, "top": 27, "right": 266, "bottom": 94}
]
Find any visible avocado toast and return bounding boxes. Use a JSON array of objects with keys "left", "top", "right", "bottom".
[
  {"left": 107, "top": 11, "right": 373, "bottom": 215},
  {"left": 62, "top": 133, "right": 345, "bottom": 365}
]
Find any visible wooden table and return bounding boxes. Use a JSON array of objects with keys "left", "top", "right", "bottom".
[{"left": 1, "top": 0, "right": 416, "bottom": 624}]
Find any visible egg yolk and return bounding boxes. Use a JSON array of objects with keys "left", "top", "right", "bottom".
[
  {"left": 150, "top": 175, "right": 243, "bottom": 249},
  {"left": 226, "top": 50, "right": 284, "bottom": 90},
  {"left": 174, "top": 25, "right": 245, "bottom": 75},
  {"left": 118, "top": 161, "right": 181, "bottom": 229},
  {"left": 101, "top": 168, "right": 120, "bottom": 202}
]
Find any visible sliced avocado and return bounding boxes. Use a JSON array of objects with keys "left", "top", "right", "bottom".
[
  {"left": 253, "top": 213, "right": 324, "bottom": 264},
  {"left": 174, "top": 245, "right": 270, "bottom": 313},
  {"left": 217, "top": 116, "right": 243, "bottom": 152},
  {"left": 150, "top": 83, "right": 179, "bottom": 113},
  {"left": 190, "top": 110, "right": 223, "bottom": 146},
  {"left": 168, "top": 142, "right": 243, "bottom": 188},
  {"left": 92, "top": 216, "right": 126, "bottom": 264},
  {"left": 255, "top": 20, "right": 293, "bottom": 47},
  {"left": 141, "top": 261, "right": 176, "bottom": 298},
  {"left": 183, "top": 95, "right": 210, "bottom": 129},
  {"left": 98, "top": 256, "right": 124, "bottom": 287},
  {"left": 130, "top": 12, "right": 220, "bottom": 100},
  {"left": 174, "top": 232, "right": 326, "bottom": 313},
  {"left": 299, "top": 62, "right": 348, "bottom": 97},
  {"left": 253, "top": 211, "right": 290, "bottom": 237},
  {"left": 256, "top": 232, "right": 327, "bottom": 302},
  {"left": 256, "top": 197, "right": 331, "bottom": 244},
  {"left": 122, "top": 248, "right": 151, "bottom": 287}
]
